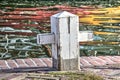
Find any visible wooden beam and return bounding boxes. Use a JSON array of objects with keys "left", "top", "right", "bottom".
[{"left": 51, "top": 11, "right": 80, "bottom": 71}]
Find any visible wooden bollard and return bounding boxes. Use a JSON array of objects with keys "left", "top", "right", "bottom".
[{"left": 37, "top": 11, "right": 80, "bottom": 71}]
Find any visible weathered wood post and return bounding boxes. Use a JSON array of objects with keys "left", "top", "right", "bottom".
[
  {"left": 51, "top": 11, "right": 80, "bottom": 71},
  {"left": 37, "top": 11, "right": 80, "bottom": 71}
]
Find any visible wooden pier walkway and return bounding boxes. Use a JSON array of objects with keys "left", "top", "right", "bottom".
[{"left": 0, "top": 56, "right": 120, "bottom": 72}]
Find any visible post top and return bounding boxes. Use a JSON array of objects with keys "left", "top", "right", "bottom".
[{"left": 51, "top": 11, "right": 77, "bottom": 18}]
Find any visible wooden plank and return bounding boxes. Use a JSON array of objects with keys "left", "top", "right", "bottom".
[
  {"left": 37, "top": 33, "right": 55, "bottom": 44},
  {"left": 79, "top": 31, "right": 93, "bottom": 42},
  {"left": 0, "top": 32, "right": 36, "bottom": 36},
  {"left": 80, "top": 41, "right": 120, "bottom": 45},
  {"left": 94, "top": 31, "right": 119, "bottom": 35}
]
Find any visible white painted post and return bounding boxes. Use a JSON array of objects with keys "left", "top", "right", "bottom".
[{"left": 51, "top": 11, "right": 80, "bottom": 71}]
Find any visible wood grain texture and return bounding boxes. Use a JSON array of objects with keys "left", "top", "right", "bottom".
[{"left": 51, "top": 11, "right": 80, "bottom": 71}]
